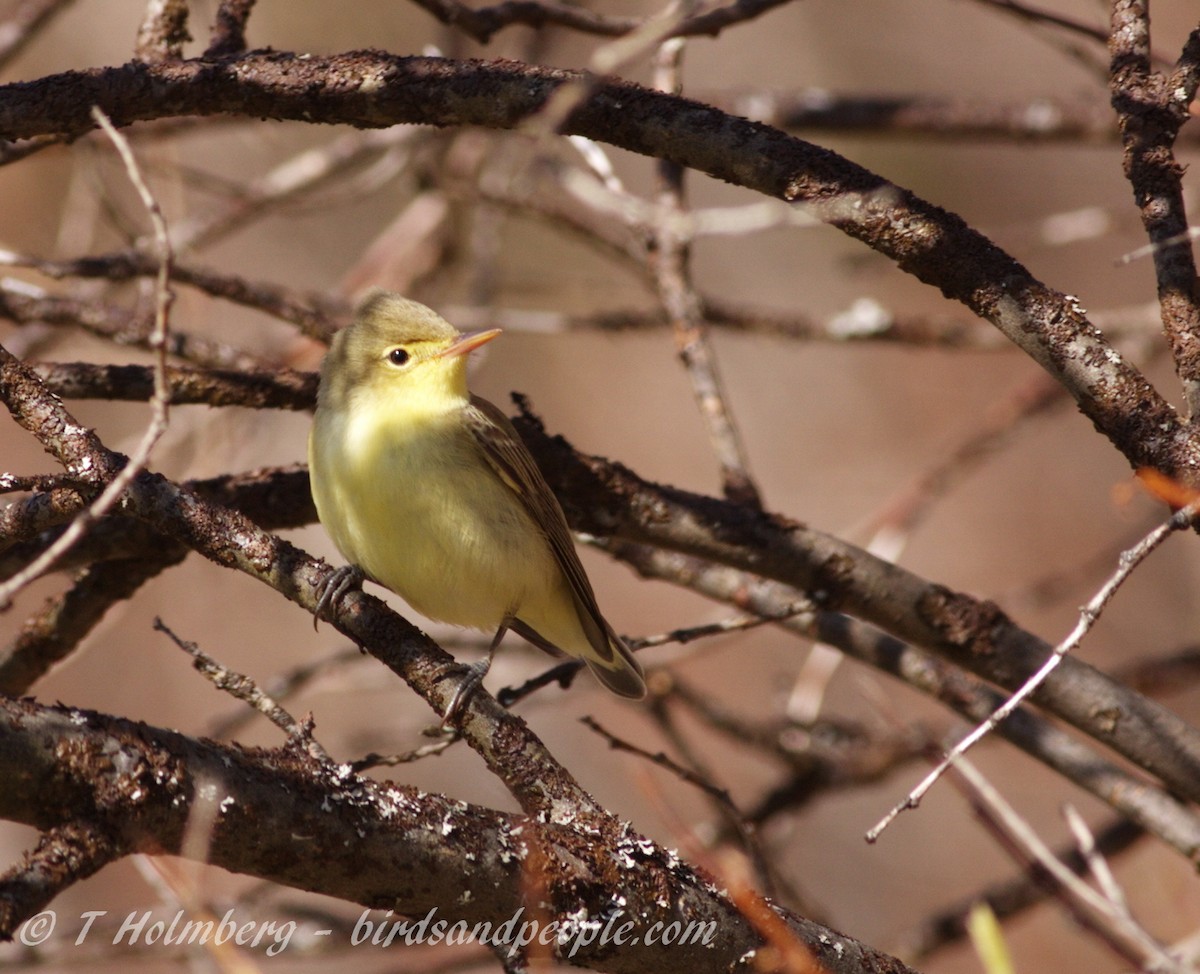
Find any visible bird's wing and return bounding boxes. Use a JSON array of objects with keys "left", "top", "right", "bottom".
[{"left": 464, "top": 395, "right": 617, "bottom": 663}]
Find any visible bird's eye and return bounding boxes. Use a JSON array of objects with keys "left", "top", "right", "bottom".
[{"left": 387, "top": 347, "right": 410, "bottom": 367}]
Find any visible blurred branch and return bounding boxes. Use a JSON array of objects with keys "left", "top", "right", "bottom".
[
  {"left": 0, "top": 251, "right": 343, "bottom": 342},
  {"left": 0, "top": 0, "right": 76, "bottom": 72},
  {"left": 0, "top": 108, "right": 175, "bottom": 610},
  {"left": 870, "top": 496, "right": 1200, "bottom": 841},
  {"left": 205, "top": 0, "right": 256, "bottom": 57},
  {"left": 950, "top": 758, "right": 1182, "bottom": 971},
  {"left": 856, "top": 371, "right": 1064, "bottom": 543},
  {"left": 1109, "top": 10, "right": 1200, "bottom": 417},
  {"left": 134, "top": 0, "right": 191, "bottom": 63},
  {"left": 0, "top": 280, "right": 270, "bottom": 369},
  {"left": 0, "top": 550, "right": 185, "bottom": 695},
  {"left": 405, "top": 0, "right": 795, "bottom": 45},
  {"left": 33, "top": 360, "right": 317, "bottom": 410},
  {"left": 894, "top": 816, "right": 1144, "bottom": 963},
  {"left": 0, "top": 821, "right": 121, "bottom": 936},
  {"left": 650, "top": 40, "right": 761, "bottom": 508},
  {"left": 712, "top": 90, "right": 1156, "bottom": 143},
  {"left": 167, "top": 126, "right": 422, "bottom": 255}
]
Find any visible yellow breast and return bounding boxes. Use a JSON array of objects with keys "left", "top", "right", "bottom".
[{"left": 308, "top": 388, "right": 560, "bottom": 632}]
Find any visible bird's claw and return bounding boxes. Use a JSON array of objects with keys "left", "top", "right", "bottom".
[
  {"left": 439, "top": 656, "right": 493, "bottom": 725},
  {"left": 313, "top": 563, "right": 366, "bottom": 630}
]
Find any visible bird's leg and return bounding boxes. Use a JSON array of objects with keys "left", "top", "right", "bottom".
[
  {"left": 312, "top": 564, "right": 366, "bottom": 631},
  {"left": 442, "top": 619, "right": 510, "bottom": 723}
]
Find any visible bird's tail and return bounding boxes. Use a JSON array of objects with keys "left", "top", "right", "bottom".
[{"left": 585, "top": 626, "right": 645, "bottom": 699}]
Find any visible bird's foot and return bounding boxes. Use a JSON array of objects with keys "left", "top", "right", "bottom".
[
  {"left": 439, "top": 656, "right": 493, "bottom": 725},
  {"left": 313, "top": 563, "right": 365, "bottom": 630}
]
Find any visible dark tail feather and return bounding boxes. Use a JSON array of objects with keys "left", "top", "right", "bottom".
[{"left": 586, "top": 627, "right": 645, "bottom": 699}]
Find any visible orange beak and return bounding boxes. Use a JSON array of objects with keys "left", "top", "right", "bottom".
[{"left": 439, "top": 328, "right": 502, "bottom": 358}]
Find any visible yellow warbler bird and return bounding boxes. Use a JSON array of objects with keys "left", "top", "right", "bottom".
[{"left": 309, "top": 290, "right": 645, "bottom": 715}]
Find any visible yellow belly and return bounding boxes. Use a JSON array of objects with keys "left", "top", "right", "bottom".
[{"left": 309, "top": 397, "right": 581, "bottom": 648}]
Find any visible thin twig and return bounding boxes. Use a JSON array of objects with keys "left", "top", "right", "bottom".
[
  {"left": 205, "top": 645, "right": 364, "bottom": 738},
  {"left": 154, "top": 618, "right": 333, "bottom": 765},
  {"left": 580, "top": 714, "right": 737, "bottom": 808},
  {"left": 0, "top": 108, "right": 173, "bottom": 609},
  {"left": 950, "top": 757, "right": 1186, "bottom": 972},
  {"left": 650, "top": 38, "right": 761, "bottom": 508},
  {"left": 891, "top": 816, "right": 1144, "bottom": 961},
  {"left": 603, "top": 540, "right": 1200, "bottom": 858},
  {"left": 495, "top": 601, "right": 810, "bottom": 707},
  {"left": 867, "top": 499, "right": 1200, "bottom": 842}
]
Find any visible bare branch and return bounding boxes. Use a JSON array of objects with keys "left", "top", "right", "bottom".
[
  {"left": 650, "top": 41, "right": 761, "bottom": 507},
  {"left": 154, "top": 617, "right": 333, "bottom": 764},
  {"left": 0, "top": 0, "right": 76, "bottom": 72},
  {"left": 32, "top": 360, "right": 317, "bottom": 410},
  {"left": 713, "top": 90, "right": 1146, "bottom": 143},
  {"left": 894, "top": 817, "right": 1144, "bottom": 962},
  {"left": 510, "top": 402, "right": 1200, "bottom": 813},
  {"left": 134, "top": 0, "right": 191, "bottom": 63},
  {"left": 604, "top": 539, "right": 1200, "bottom": 859},
  {"left": 405, "top": 0, "right": 795, "bottom": 45},
  {"left": 868, "top": 500, "right": 1199, "bottom": 840},
  {"left": 0, "top": 551, "right": 185, "bottom": 695},
  {"left": 950, "top": 758, "right": 1185, "bottom": 971},
  {"left": 0, "top": 53, "right": 1185, "bottom": 480},
  {"left": 0, "top": 822, "right": 121, "bottom": 936},
  {"left": 0, "top": 695, "right": 919, "bottom": 974},
  {"left": 205, "top": 0, "right": 256, "bottom": 57},
  {"left": 1109, "top": 6, "right": 1200, "bottom": 416}
]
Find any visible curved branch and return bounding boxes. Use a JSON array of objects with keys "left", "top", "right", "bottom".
[{"left": 0, "top": 52, "right": 1189, "bottom": 479}]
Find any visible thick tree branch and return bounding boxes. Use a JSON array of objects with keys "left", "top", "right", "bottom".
[
  {"left": 509, "top": 402, "right": 1200, "bottom": 813},
  {"left": 0, "top": 52, "right": 1188, "bottom": 480},
  {"left": 603, "top": 541, "right": 1200, "bottom": 860},
  {"left": 0, "top": 695, "right": 919, "bottom": 974}
]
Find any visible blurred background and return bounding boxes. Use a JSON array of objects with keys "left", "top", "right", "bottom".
[{"left": 1, "top": 0, "right": 1199, "bottom": 970}]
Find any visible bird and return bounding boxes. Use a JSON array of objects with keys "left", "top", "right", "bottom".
[{"left": 308, "top": 290, "right": 645, "bottom": 717}]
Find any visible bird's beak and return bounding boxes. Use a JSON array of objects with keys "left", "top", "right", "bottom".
[{"left": 439, "top": 328, "right": 502, "bottom": 358}]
